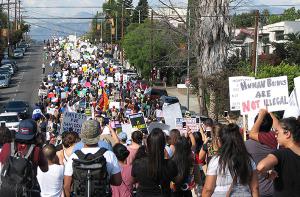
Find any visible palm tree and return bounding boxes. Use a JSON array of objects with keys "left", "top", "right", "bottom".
[{"left": 191, "top": 0, "right": 230, "bottom": 119}]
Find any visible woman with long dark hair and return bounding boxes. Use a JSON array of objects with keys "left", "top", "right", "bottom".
[
  {"left": 132, "top": 128, "right": 178, "bottom": 197},
  {"left": 171, "top": 136, "right": 194, "bottom": 197},
  {"left": 202, "top": 124, "right": 259, "bottom": 197},
  {"left": 257, "top": 117, "right": 300, "bottom": 196}
]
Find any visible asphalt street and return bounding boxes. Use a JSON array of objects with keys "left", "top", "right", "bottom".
[{"left": 0, "top": 45, "right": 44, "bottom": 112}]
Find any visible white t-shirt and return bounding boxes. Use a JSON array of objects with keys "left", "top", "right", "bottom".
[
  {"left": 64, "top": 147, "right": 121, "bottom": 178},
  {"left": 37, "top": 164, "right": 64, "bottom": 197},
  {"left": 207, "top": 156, "right": 256, "bottom": 193}
]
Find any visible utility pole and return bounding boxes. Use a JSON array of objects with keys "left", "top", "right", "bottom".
[
  {"left": 121, "top": 2, "right": 124, "bottom": 66},
  {"left": 7, "top": 0, "right": 10, "bottom": 56},
  {"left": 252, "top": 10, "right": 259, "bottom": 76},
  {"left": 101, "top": 20, "right": 103, "bottom": 45},
  {"left": 138, "top": 10, "right": 141, "bottom": 24},
  {"left": 96, "top": 11, "right": 98, "bottom": 43},
  {"left": 150, "top": 9, "right": 154, "bottom": 80},
  {"left": 186, "top": 8, "right": 191, "bottom": 110},
  {"left": 14, "top": 0, "right": 17, "bottom": 30},
  {"left": 115, "top": 12, "right": 118, "bottom": 42},
  {"left": 18, "top": 0, "right": 20, "bottom": 28}
]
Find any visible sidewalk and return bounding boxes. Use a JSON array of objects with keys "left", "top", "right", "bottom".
[{"left": 166, "top": 86, "right": 200, "bottom": 115}]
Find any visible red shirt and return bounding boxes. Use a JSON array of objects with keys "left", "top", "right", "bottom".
[
  {"left": 258, "top": 131, "right": 277, "bottom": 149},
  {"left": 0, "top": 143, "right": 47, "bottom": 174}
]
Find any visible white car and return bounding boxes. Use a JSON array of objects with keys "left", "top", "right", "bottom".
[
  {"left": 1, "top": 64, "right": 14, "bottom": 75},
  {"left": 13, "top": 49, "right": 24, "bottom": 58},
  {"left": 0, "top": 112, "right": 20, "bottom": 131}
]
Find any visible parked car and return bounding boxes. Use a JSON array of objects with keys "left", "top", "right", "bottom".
[
  {"left": 160, "top": 96, "right": 179, "bottom": 107},
  {"left": 4, "top": 101, "right": 30, "bottom": 118},
  {"left": 18, "top": 43, "right": 27, "bottom": 52},
  {"left": 144, "top": 87, "right": 168, "bottom": 100},
  {"left": 13, "top": 49, "right": 24, "bottom": 58},
  {"left": 1, "top": 59, "right": 18, "bottom": 71},
  {"left": 0, "top": 112, "right": 20, "bottom": 132},
  {"left": 0, "top": 75, "right": 9, "bottom": 88},
  {"left": 1, "top": 64, "right": 15, "bottom": 75}
]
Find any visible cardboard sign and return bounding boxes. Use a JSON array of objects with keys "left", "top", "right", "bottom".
[
  {"left": 71, "top": 77, "right": 78, "bottom": 84},
  {"left": 175, "top": 118, "right": 200, "bottom": 133},
  {"left": 47, "top": 107, "right": 55, "bottom": 115},
  {"left": 283, "top": 89, "right": 300, "bottom": 118},
  {"left": 107, "top": 77, "right": 114, "bottom": 84},
  {"left": 62, "top": 112, "right": 87, "bottom": 133},
  {"left": 162, "top": 103, "right": 182, "bottom": 129},
  {"left": 121, "top": 123, "right": 132, "bottom": 139},
  {"left": 229, "top": 76, "right": 255, "bottom": 111},
  {"left": 38, "top": 89, "right": 47, "bottom": 97},
  {"left": 129, "top": 113, "right": 147, "bottom": 134},
  {"left": 239, "top": 76, "right": 289, "bottom": 115},
  {"left": 109, "top": 102, "right": 120, "bottom": 109}
]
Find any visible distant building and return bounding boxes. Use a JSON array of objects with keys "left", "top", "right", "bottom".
[
  {"left": 152, "top": 7, "right": 187, "bottom": 28},
  {"left": 231, "top": 20, "right": 300, "bottom": 58}
]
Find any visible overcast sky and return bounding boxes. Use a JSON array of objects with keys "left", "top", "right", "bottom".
[{"left": 21, "top": 0, "right": 300, "bottom": 22}]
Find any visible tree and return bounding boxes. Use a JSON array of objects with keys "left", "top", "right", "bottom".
[
  {"left": 191, "top": 0, "right": 230, "bottom": 120},
  {"left": 232, "top": 11, "right": 255, "bottom": 28},
  {"left": 132, "top": 0, "right": 149, "bottom": 23},
  {"left": 122, "top": 20, "right": 179, "bottom": 79}
]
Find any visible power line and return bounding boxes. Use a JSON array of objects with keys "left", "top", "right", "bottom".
[{"left": 19, "top": 4, "right": 300, "bottom": 9}]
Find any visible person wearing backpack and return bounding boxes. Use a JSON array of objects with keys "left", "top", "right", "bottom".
[
  {"left": 0, "top": 119, "right": 49, "bottom": 197},
  {"left": 64, "top": 120, "right": 122, "bottom": 197}
]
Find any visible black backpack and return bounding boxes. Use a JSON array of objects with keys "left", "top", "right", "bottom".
[
  {"left": 72, "top": 148, "right": 111, "bottom": 197},
  {"left": 0, "top": 142, "right": 36, "bottom": 197}
]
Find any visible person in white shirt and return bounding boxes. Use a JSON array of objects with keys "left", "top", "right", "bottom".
[
  {"left": 37, "top": 144, "right": 64, "bottom": 197},
  {"left": 64, "top": 120, "right": 122, "bottom": 197}
]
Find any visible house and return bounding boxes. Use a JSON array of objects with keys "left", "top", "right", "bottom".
[{"left": 230, "top": 20, "right": 300, "bottom": 58}]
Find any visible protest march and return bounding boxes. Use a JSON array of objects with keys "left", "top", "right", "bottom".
[{"left": 0, "top": 35, "right": 300, "bottom": 197}]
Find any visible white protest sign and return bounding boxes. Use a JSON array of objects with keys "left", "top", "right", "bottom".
[
  {"left": 109, "top": 102, "right": 120, "bottom": 109},
  {"left": 283, "top": 89, "right": 300, "bottom": 118},
  {"left": 71, "top": 77, "right": 78, "bottom": 84},
  {"left": 240, "top": 76, "right": 289, "bottom": 115},
  {"left": 107, "top": 77, "right": 114, "bottom": 84},
  {"left": 38, "top": 89, "right": 47, "bottom": 97},
  {"left": 162, "top": 103, "right": 182, "bottom": 130},
  {"left": 229, "top": 76, "right": 255, "bottom": 111},
  {"left": 47, "top": 107, "right": 55, "bottom": 115},
  {"left": 121, "top": 124, "right": 132, "bottom": 139},
  {"left": 62, "top": 112, "right": 87, "bottom": 133},
  {"left": 294, "top": 77, "right": 300, "bottom": 107}
]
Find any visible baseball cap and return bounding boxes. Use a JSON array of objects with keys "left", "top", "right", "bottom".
[
  {"left": 16, "top": 119, "right": 38, "bottom": 141},
  {"left": 80, "top": 120, "right": 101, "bottom": 145}
]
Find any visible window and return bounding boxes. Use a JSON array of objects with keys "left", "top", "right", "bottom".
[{"left": 275, "top": 31, "right": 284, "bottom": 41}]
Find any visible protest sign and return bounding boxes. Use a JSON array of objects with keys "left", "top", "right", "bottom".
[
  {"left": 71, "top": 77, "right": 78, "bottom": 84},
  {"left": 129, "top": 113, "right": 147, "bottom": 134},
  {"left": 294, "top": 77, "right": 300, "bottom": 106},
  {"left": 62, "top": 112, "right": 87, "bottom": 133},
  {"left": 239, "top": 76, "right": 289, "bottom": 115},
  {"left": 122, "top": 123, "right": 132, "bottom": 139},
  {"left": 107, "top": 77, "right": 114, "bottom": 84},
  {"left": 283, "top": 89, "right": 300, "bottom": 118},
  {"left": 38, "top": 89, "right": 47, "bottom": 97},
  {"left": 229, "top": 76, "right": 255, "bottom": 111},
  {"left": 175, "top": 118, "right": 200, "bottom": 133},
  {"left": 162, "top": 103, "right": 182, "bottom": 129},
  {"left": 109, "top": 102, "right": 120, "bottom": 109},
  {"left": 47, "top": 107, "right": 55, "bottom": 115}
]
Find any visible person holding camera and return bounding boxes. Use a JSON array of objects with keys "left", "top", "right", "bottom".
[{"left": 198, "top": 120, "right": 223, "bottom": 165}]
